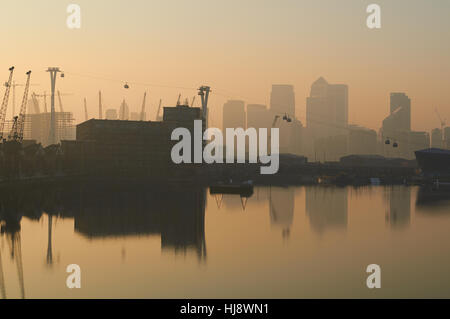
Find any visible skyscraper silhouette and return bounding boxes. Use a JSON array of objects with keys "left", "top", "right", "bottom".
[
  {"left": 222, "top": 100, "right": 245, "bottom": 130},
  {"left": 270, "top": 85, "right": 295, "bottom": 118},
  {"left": 387, "top": 93, "right": 411, "bottom": 132},
  {"left": 306, "top": 77, "right": 348, "bottom": 139},
  {"left": 270, "top": 85, "right": 297, "bottom": 154},
  {"left": 246, "top": 104, "right": 271, "bottom": 130}
]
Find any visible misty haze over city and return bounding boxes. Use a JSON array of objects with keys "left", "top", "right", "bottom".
[{"left": 1, "top": 0, "right": 450, "bottom": 304}]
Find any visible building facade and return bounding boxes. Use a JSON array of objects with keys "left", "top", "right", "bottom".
[
  {"left": 306, "top": 77, "right": 348, "bottom": 139},
  {"left": 222, "top": 100, "right": 245, "bottom": 131},
  {"left": 270, "top": 85, "right": 295, "bottom": 118}
]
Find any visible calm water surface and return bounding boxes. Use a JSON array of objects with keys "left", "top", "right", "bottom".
[{"left": 1, "top": 185, "right": 450, "bottom": 298}]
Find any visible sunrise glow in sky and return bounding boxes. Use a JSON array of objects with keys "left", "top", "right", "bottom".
[{"left": 0, "top": 0, "right": 449, "bottom": 131}]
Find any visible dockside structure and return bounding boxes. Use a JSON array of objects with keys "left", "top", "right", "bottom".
[{"left": 61, "top": 104, "right": 205, "bottom": 180}]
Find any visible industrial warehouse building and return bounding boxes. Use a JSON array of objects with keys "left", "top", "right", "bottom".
[{"left": 61, "top": 104, "right": 204, "bottom": 180}]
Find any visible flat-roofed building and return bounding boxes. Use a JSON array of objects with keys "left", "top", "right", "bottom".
[
  {"left": 348, "top": 125, "right": 377, "bottom": 155},
  {"left": 62, "top": 104, "right": 204, "bottom": 179}
]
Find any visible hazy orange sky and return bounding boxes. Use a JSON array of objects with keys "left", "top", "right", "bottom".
[{"left": 0, "top": 0, "right": 449, "bottom": 132}]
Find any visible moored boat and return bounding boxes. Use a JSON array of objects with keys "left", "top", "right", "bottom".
[{"left": 209, "top": 180, "right": 254, "bottom": 197}]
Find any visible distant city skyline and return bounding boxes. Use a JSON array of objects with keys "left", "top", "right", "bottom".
[{"left": 1, "top": 0, "right": 449, "bottom": 133}]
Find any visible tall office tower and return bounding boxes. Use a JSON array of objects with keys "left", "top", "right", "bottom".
[
  {"left": 306, "top": 77, "right": 348, "bottom": 139},
  {"left": 445, "top": 127, "right": 450, "bottom": 149},
  {"left": 222, "top": 100, "right": 245, "bottom": 130},
  {"left": 270, "top": 85, "right": 295, "bottom": 118},
  {"left": 382, "top": 92, "right": 417, "bottom": 158},
  {"left": 246, "top": 104, "right": 272, "bottom": 130},
  {"left": 270, "top": 85, "right": 296, "bottom": 154},
  {"left": 389, "top": 93, "right": 411, "bottom": 131},
  {"left": 119, "top": 100, "right": 130, "bottom": 120},
  {"left": 329, "top": 84, "right": 348, "bottom": 132},
  {"left": 431, "top": 128, "right": 443, "bottom": 148}
]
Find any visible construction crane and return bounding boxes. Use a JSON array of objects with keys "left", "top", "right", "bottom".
[
  {"left": 3, "top": 81, "right": 39, "bottom": 117},
  {"left": 268, "top": 113, "right": 293, "bottom": 154},
  {"left": 49, "top": 91, "right": 72, "bottom": 113},
  {"left": 31, "top": 92, "right": 40, "bottom": 114},
  {"left": 9, "top": 70, "right": 31, "bottom": 143},
  {"left": 156, "top": 99, "right": 162, "bottom": 121},
  {"left": 0, "top": 66, "right": 14, "bottom": 141},
  {"left": 271, "top": 113, "right": 292, "bottom": 128},
  {"left": 57, "top": 90, "right": 64, "bottom": 112},
  {"left": 98, "top": 91, "right": 103, "bottom": 119},
  {"left": 272, "top": 115, "right": 280, "bottom": 128},
  {"left": 35, "top": 92, "right": 68, "bottom": 113},
  {"left": 435, "top": 108, "right": 446, "bottom": 148},
  {"left": 40, "top": 91, "right": 48, "bottom": 113},
  {"left": 191, "top": 96, "right": 196, "bottom": 107},
  {"left": 84, "top": 98, "right": 88, "bottom": 121},
  {"left": 176, "top": 94, "right": 181, "bottom": 106},
  {"left": 0, "top": 244, "right": 6, "bottom": 299},
  {"left": 140, "top": 92, "right": 147, "bottom": 121},
  {"left": 6, "top": 231, "right": 25, "bottom": 299},
  {"left": 33, "top": 92, "right": 48, "bottom": 112}
]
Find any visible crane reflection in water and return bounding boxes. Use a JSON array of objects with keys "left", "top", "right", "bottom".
[{"left": 0, "top": 182, "right": 208, "bottom": 298}]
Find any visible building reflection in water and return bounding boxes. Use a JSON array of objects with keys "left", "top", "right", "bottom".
[
  {"left": 415, "top": 186, "right": 450, "bottom": 215},
  {"left": 384, "top": 186, "right": 411, "bottom": 229},
  {"left": 269, "top": 187, "right": 294, "bottom": 239},
  {"left": 0, "top": 183, "right": 207, "bottom": 298},
  {"left": 305, "top": 186, "right": 348, "bottom": 234},
  {"left": 72, "top": 186, "right": 207, "bottom": 261}
]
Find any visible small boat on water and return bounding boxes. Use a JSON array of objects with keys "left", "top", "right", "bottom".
[{"left": 209, "top": 180, "right": 254, "bottom": 197}]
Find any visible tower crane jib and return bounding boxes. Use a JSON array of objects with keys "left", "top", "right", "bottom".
[{"left": 0, "top": 66, "right": 15, "bottom": 140}]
